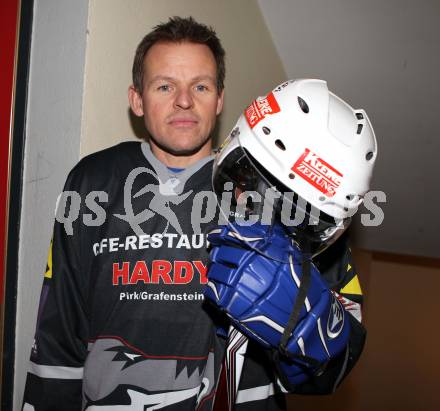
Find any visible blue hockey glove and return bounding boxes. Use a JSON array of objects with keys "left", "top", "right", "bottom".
[{"left": 205, "top": 222, "right": 350, "bottom": 384}]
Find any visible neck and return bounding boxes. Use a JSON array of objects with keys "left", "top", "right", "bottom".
[{"left": 149, "top": 140, "right": 212, "bottom": 168}]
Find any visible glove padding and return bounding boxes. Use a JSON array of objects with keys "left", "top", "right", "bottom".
[{"left": 205, "top": 222, "right": 350, "bottom": 384}]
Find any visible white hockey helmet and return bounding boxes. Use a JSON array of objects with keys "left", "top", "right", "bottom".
[{"left": 213, "top": 79, "right": 377, "bottom": 255}]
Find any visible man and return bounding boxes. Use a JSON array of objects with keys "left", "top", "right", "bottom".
[{"left": 23, "top": 17, "right": 365, "bottom": 410}]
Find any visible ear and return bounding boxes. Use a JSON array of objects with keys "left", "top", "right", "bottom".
[
  {"left": 128, "top": 85, "right": 144, "bottom": 117},
  {"left": 216, "top": 89, "right": 225, "bottom": 115}
]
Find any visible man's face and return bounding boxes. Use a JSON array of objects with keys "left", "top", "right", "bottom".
[{"left": 130, "top": 41, "right": 224, "bottom": 156}]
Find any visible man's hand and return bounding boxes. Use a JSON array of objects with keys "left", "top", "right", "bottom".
[{"left": 205, "top": 223, "right": 350, "bottom": 384}]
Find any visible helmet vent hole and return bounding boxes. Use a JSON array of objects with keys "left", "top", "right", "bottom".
[
  {"left": 346, "top": 194, "right": 355, "bottom": 201},
  {"left": 298, "top": 96, "right": 309, "bottom": 113},
  {"left": 262, "top": 126, "right": 271, "bottom": 135},
  {"left": 366, "top": 151, "right": 374, "bottom": 161},
  {"left": 275, "top": 139, "right": 286, "bottom": 151},
  {"left": 356, "top": 112, "right": 364, "bottom": 120},
  {"left": 357, "top": 124, "right": 363, "bottom": 134},
  {"left": 288, "top": 173, "right": 295, "bottom": 179}
]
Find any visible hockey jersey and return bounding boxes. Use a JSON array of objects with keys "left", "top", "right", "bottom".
[{"left": 22, "top": 142, "right": 365, "bottom": 410}]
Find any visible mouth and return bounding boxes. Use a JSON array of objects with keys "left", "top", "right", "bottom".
[{"left": 168, "top": 117, "right": 199, "bottom": 128}]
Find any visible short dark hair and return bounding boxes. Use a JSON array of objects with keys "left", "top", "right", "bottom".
[{"left": 132, "top": 16, "right": 225, "bottom": 94}]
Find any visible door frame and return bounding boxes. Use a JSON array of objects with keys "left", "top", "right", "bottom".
[{"left": 1, "top": 0, "right": 34, "bottom": 408}]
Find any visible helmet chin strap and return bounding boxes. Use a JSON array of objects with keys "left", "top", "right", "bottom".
[{"left": 275, "top": 234, "right": 324, "bottom": 371}]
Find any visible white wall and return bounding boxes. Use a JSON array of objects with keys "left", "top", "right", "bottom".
[
  {"left": 15, "top": 0, "right": 89, "bottom": 408},
  {"left": 257, "top": 0, "right": 440, "bottom": 258}
]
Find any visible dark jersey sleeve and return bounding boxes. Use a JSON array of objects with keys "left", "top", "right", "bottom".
[
  {"left": 22, "top": 165, "right": 90, "bottom": 410},
  {"left": 276, "top": 232, "right": 366, "bottom": 395}
]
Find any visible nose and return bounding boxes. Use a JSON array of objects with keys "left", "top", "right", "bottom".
[{"left": 174, "top": 87, "right": 194, "bottom": 110}]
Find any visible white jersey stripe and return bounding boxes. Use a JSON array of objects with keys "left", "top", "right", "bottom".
[
  {"left": 236, "top": 383, "right": 275, "bottom": 404},
  {"left": 29, "top": 361, "right": 84, "bottom": 379}
]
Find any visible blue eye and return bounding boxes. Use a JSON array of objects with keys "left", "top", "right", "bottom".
[
  {"left": 195, "top": 84, "right": 208, "bottom": 92},
  {"left": 158, "top": 84, "right": 171, "bottom": 92}
]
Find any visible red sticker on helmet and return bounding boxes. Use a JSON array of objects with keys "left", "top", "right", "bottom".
[
  {"left": 245, "top": 92, "right": 280, "bottom": 129},
  {"left": 292, "top": 149, "right": 343, "bottom": 197}
]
